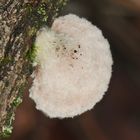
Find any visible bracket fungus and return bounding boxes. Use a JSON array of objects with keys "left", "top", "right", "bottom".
[{"left": 29, "top": 14, "right": 113, "bottom": 118}]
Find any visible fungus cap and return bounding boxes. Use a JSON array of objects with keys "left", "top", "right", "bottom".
[{"left": 29, "top": 14, "right": 113, "bottom": 118}]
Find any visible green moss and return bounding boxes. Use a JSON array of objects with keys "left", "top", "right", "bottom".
[
  {"left": 0, "top": 83, "right": 26, "bottom": 138},
  {"left": 0, "top": 112, "right": 14, "bottom": 138},
  {"left": 18, "top": 84, "right": 26, "bottom": 95},
  {"left": 37, "top": 4, "right": 47, "bottom": 15},
  {"left": 0, "top": 126, "right": 13, "bottom": 138},
  {"left": 11, "top": 83, "right": 25, "bottom": 109},
  {"left": 26, "top": 43, "right": 37, "bottom": 63},
  {"left": 28, "top": 27, "right": 37, "bottom": 36},
  {"left": 12, "top": 97, "right": 22, "bottom": 108},
  {"left": 26, "top": 0, "right": 68, "bottom": 29}
]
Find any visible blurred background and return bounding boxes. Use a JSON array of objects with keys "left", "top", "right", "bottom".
[{"left": 3, "top": 0, "right": 140, "bottom": 140}]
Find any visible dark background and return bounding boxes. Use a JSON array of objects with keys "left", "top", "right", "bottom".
[{"left": 4, "top": 0, "right": 140, "bottom": 140}]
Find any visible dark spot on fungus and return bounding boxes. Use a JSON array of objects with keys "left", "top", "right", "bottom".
[
  {"left": 78, "top": 45, "right": 80, "bottom": 48},
  {"left": 74, "top": 50, "right": 77, "bottom": 53},
  {"left": 69, "top": 64, "right": 73, "bottom": 67},
  {"left": 62, "top": 45, "right": 66, "bottom": 50},
  {"left": 56, "top": 47, "right": 60, "bottom": 52},
  {"left": 80, "top": 54, "right": 82, "bottom": 56}
]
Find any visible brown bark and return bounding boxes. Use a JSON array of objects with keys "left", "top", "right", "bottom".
[{"left": 0, "top": 0, "right": 67, "bottom": 137}]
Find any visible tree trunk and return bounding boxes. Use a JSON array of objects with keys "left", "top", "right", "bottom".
[{"left": 0, "top": 0, "right": 67, "bottom": 137}]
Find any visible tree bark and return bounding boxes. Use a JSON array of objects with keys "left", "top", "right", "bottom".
[{"left": 0, "top": 0, "right": 67, "bottom": 137}]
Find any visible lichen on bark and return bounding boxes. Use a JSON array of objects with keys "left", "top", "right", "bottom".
[{"left": 0, "top": 0, "right": 67, "bottom": 138}]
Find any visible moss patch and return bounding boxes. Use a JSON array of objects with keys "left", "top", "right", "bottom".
[
  {"left": 26, "top": 43, "right": 37, "bottom": 63},
  {"left": 0, "top": 83, "right": 25, "bottom": 138},
  {"left": 0, "top": 112, "right": 14, "bottom": 138},
  {"left": 0, "top": 126, "right": 13, "bottom": 138}
]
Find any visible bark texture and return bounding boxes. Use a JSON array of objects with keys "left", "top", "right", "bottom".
[{"left": 0, "top": 0, "right": 67, "bottom": 137}]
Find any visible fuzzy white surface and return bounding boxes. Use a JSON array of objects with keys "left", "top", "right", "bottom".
[{"left": 29, "top": 14, "right": 113, "bottom": 118}]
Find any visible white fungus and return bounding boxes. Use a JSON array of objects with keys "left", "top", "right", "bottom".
[{"left": 29, "top": 14, "right": 113, "bottom": 118}]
